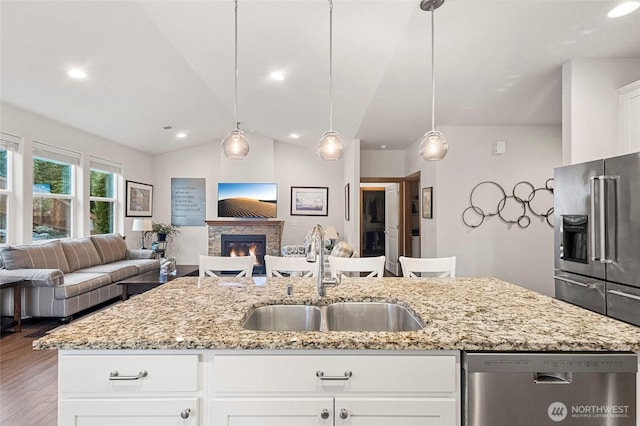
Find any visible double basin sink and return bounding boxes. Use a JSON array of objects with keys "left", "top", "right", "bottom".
[{"left": 242, "top": 302, "right": 424, "bottom": 332}]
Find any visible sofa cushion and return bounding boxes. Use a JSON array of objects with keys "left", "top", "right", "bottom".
[
  {"left": 330, "top": 241, "right": 356, "bottom": 258},
  {"left": 78, "top": 258, "right": 160, "bottom": 279},
  {"left": 77, "top": 261, "right": 139, "bottom": 283},
  {"left": 61, "top": 237, "right": 103, "bottom": 272},
  {"left": 90, "top": 234, "right": 127, "bottom": 264},
  {"left": 54, "top": 272, "right": 112, "bottom": 299},
  {"left": 0, "top": 240, "right": 71, "bottom": 273}
]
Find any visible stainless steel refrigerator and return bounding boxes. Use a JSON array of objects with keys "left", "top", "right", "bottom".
[{"left": 554, "top": 152, "right": 640, "bottom": 326}]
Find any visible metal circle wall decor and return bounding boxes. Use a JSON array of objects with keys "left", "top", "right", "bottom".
[{"left": 462, "top": 179, "right": 554, "bottom": 229}]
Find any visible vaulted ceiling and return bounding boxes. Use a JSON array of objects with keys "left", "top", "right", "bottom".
[{"left": 1, "top": 0, "right": 639, "bottom": 155}]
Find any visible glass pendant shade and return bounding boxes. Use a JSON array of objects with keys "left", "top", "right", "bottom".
[
  {"left": 419, "top": 130, "right": 448, "bottom": 161},
  {"left": 222, "top": 0, "right": 249, "bottom": 160},
  {"left": 318, "top": 131, "right": 344, "bottom": 161},
  {"left": 221, "top": 129, "right": 250, "bottom": 160}
]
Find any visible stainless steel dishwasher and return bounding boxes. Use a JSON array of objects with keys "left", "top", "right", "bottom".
[{"left": 463, "top": 352, "right": 637, "bottom": 426}]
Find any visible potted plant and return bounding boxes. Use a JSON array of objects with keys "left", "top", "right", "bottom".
[{"left": 151, "top": 222, "right": 180, "bottom": 242}]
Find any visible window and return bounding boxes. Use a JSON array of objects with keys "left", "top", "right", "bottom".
[
  {"left": 32, "top": 142, "right": 80, "bottom": 240},
  {"left": 0, "top": 149, "right": 8, "bottom": 244},
  {"left": 0, "top": 132, "right": 20, "bottom": 244},
  {"left": 89, "top": 157, "right": 121, "bottom": 235}
]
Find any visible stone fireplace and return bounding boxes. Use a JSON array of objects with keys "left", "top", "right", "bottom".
[{"left": 206, "top": 220, "right": 284, "bottom": 275}]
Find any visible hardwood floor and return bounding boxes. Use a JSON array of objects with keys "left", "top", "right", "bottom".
[{"left": 1, "top": 318, "right": 59, "bottom": 426}]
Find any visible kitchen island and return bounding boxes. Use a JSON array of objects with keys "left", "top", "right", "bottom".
[{"left": 35, "top": 276, "right": 640, "bottom": 425}]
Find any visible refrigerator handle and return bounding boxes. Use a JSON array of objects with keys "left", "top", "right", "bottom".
[
  {"left": 589, "top": 177, "right": 601, "bottom": 262},
  {"left": 600, "top": 175, "right": 618, "bottom": 264},
  {"left": 599, "top": 177, "right": 608, "bottom": 262}
]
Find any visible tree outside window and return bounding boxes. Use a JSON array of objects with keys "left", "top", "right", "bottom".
[
  {"left": 32, "top": 157, "right": 72, "bottom": 240},
  {"left": 90, "top": 169, "right": 115, "bottom": 235}
]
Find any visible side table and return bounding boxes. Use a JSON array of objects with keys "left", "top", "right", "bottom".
[{"left": 0, "top": 277, "right": 25, "bottom": 333}]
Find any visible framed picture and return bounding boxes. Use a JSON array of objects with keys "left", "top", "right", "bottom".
[
  {"left": 290, "top": 186, "right": 329, "bottom": 216},
  {"left": 344, "top": 183, "right": 350, "bottom": 221},
  {"left": 422, "top": 187, "right": 433, "bottom": 219},
  {"left": 126, "top": 180, "right": 153, "bottom": 217}
]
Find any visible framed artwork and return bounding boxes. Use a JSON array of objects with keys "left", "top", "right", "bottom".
[
  {"left": 344, "top": 183, "right": 350, "bottom": 221},
  {"left": 422, "top": 187, "right": 433, "bottom": 219},
  {"left": 126, "top": 180, "right": 153, "bottom": 217},
  {"left": 290, "top": 186, "right": 329, "bottom": 216}
]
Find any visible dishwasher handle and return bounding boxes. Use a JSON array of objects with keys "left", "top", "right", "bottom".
[{"left": 534, "top": 372, "right": 572, "bottom": 384}]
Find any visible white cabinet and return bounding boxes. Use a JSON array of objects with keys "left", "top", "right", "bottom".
[
  {"left": 58, "top": 352, "right": 202, "bottom": 426},
  {"left": 57, "top": 350, "right": 460, "bottom": 425},
  {"left": 212, "top": 398, "right": 333, "bottom": 425},
  {"left": 210, "top": 352, "right": 459, "bottom": 426},
  {"left": 59, "top": 398, "right": 199, "bottom": 425},
  {"left": 618, "top": 80, "right": 640, "bottom": 154},
  {"left": 334, "top": 398, "right": 456, "bottom": 425}
]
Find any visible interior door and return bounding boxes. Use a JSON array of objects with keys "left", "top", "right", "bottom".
[{"left": 385, "top": 183, "right": 399, "bottom": 276}]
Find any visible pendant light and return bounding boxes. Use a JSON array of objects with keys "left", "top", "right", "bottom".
[
  {"left": 418, "top": 0, "right": 448, "bottom": 161},
  {"left": 317, "top": 0, "right": 344, "bottom": 161},
  {"left": 221, "top": 0, "right": 250, "bottom": 159}
]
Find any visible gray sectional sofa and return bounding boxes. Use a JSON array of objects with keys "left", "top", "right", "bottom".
[{"left": 0, "top": 234, "right": 159, "bottom": 319}]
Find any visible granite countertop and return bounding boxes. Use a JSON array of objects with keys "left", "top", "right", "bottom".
[{"left": 34, "top": 276, "right": 640, "bottom": 351}]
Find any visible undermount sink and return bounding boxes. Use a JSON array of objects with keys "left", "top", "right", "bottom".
[
  {"left": 242, "top": 305, "right": 322, "bottom": 331},
  {"left": 242, "top": 302, "right": 424, "bottom": 332},
  {"left": 325, "top": 302, "right": 424, "bottom": 332}
]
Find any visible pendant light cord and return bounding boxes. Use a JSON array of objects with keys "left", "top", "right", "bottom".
[
  {"left": 329, "top": 0, "right": 334, "bottom": 132},
  {"left": 234, "top": 0, "right": 239, "bottom": 131},
  {"left": 430, "top": 3, "right": 436, "bottom": 132}
]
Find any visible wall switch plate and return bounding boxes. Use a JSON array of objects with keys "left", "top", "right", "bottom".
[{"left": 493, "top": 140, "right": 507, "bottom": 155}]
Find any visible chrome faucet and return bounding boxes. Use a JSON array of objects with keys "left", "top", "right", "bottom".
[{"left": 306, "top": 224, "right": 340, "bottom": 297}]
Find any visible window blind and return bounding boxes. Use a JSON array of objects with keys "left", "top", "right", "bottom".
[
  {"left": 90, "top": 156, "right": 122, "bottom": 174},
  {"left": 33, "top": 141, "right": 81, "bottom": 166},
  {"left": 0, "top": 132, "right": 21, "bottom": 152}
]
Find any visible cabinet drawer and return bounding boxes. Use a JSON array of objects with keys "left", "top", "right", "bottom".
[
  {"left": 213, "top": 354, "right": 456, "bottom": 394},
  {"left": 60, "top": 354, "right": 200, "bottom": 393}
]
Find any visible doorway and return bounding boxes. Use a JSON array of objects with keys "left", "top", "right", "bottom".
[
  {"left": 361, "top": 188, "right": 385, "bottom": 257},
  {"left": 360, "top": 172, "right": 421, "bottom": 274}
]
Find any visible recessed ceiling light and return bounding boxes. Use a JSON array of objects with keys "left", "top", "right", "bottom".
[
  {"left": 607, "top": 2, "right": 640, "bottom": 18},
  {"left": 380, "top": 145, "right": 387, "bottom": 149},
  {"left": 177, "top": 132, "right": 187, "bottom": 139},
  {"left": 270, "top": 71, "right": 285, "bottom": 81},
  {"left": 67, "top": 68, "right": 87, "bottom": 79},
  {"left": 289, "top": 133, "right": 300, "bottom": 139}
]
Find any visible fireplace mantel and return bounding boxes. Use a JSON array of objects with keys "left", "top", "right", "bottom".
[
  {"left": 206, "top": 220, "right": 284, "bottom": 258},
  {"left": 205, "top": 220, "right": 284, "bottom": 227}
]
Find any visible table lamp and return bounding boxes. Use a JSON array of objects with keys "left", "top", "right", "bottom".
[
  {"left": 324, "top": 225, "right": 339, "bottom": 252},
  {"left": 132, "top": 219, "right": 153, "bottom": 249}
]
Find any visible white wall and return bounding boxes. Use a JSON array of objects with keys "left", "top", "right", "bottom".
[
  {"left": 562, "top": 58, "right": 640, "bottom": 164},
  {"left": 361, "top": 149, "right": 405, "bottom": 177},
  {"left": 152, "top": 136, "right": 346, "bottom": 264},
  {"left": 404, "top": 125, "right": 562, "bottom": 295},
  {"left": 0, "top": 102, "right": 153, "bottom": 247},
  {"left": 343, "top": 139, "right": 361, "bottom": 251},
  {"left": 360, "top": 129, "right": 561, "bottom": 295}
]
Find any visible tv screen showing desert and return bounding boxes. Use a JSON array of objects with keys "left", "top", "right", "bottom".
[{"left": 218, "top": 183, "right": 277, "bottom": 218}]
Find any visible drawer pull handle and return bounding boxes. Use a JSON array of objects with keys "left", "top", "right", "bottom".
[
  {"left": 320, "top": 409, "right": 330, "bottom": 419},
  {"left": 108, "top": 370, "right": 148, "bottom": 381},
  {"left": 180, "top": 408, "right": 191, "bottom": 419},
  {"left": 316, "top": 370, "right": 352, "bottom": 381},
  {"left": 339, "top": 408, "right": 349, "bottom": 419}
]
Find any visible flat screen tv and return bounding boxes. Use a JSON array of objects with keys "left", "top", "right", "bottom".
[{"left": 217, "top": 182, "right": 278, "bottom": 218}]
